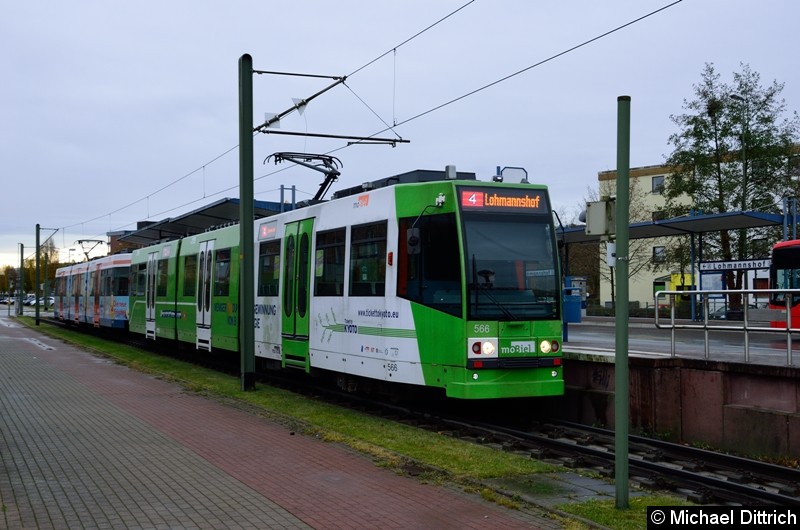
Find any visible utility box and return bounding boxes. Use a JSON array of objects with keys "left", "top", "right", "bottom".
[{"left": 584, "top": 199, "right": 616, "bottom": 237}]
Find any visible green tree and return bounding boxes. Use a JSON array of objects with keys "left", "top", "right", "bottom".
[
  {"left": 662, "top": 63, "right": 800, "bottom": 305},
  {"left": 1, "top": 265, "right": 14, "bottom": 296}
]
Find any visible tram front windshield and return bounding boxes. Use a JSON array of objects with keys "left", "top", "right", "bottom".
[{"left": 462, "top": 212, "right": 559, "bottom": 320}]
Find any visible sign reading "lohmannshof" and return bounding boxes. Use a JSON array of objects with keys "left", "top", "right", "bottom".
[{"left": 699, "top": 259, "right": 771, "bottom": 271}]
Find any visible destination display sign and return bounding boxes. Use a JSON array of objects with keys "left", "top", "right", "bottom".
[
  {"left": 458, "top": 187, "right": 549, "bottom": 213},
  {"left": 699, "top": 259, "right": 770, "bottom": 271},
  {"left": 258, "top": 220, "right": 278, "bottom": 240}
]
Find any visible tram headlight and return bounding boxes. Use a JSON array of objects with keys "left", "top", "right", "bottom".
[{"left": 540, "top": 339, "right": 552, "bottom": 354}]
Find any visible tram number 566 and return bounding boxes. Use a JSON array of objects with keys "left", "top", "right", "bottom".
[{"left": 386, "top": 362, "right": 398, "bottom": 372}]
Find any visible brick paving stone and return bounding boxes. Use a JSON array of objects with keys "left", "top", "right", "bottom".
[{"left": 0, "top": 316, "right": 564, "bottom": 529}]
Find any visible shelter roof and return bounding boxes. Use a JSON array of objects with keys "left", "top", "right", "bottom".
[
  {"left": 562, "top": 210, "right": 786, "bottom": 245},
  {"left": 117, "top": 197, "right": 286, "bottom": 246}
]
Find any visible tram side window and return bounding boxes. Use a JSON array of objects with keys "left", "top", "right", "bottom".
[
  {"left": 397, "top": 213, "right": 461, "bottom": 316},
  {"left": 315, "top": 228, "right": 345, "bottom": 296},
  {"left": 114, "top": 268, "right": 129, "bottom": 296},
  {"left": 183, "top": 254, "right": 197, "bottom": 297},
  {"left": 349, "top": 221, "right": 387, "bottom": 296},
  {"left": 214, "top": 249, "right": 231, "bottom": 296},
  {"left": 102, "top": 270, "right": 111, "bottom": 296},
  {"left": 89, "top": 271, "right": 96, "bottom": 296},
  {"left": 132, "top": 264, "right": 146, "bottom": 296},
  {"left": 156, "top": 259, "right": 169, "bottom": 297},
  {"left": 258, "top": 240, "right": 281, "bottom": 296},
  {"left": 74, "top": 273, "right": 83, "bottom": 297}
]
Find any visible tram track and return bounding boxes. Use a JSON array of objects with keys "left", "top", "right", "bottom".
[
  {"left": 442, "top": 419, "right": 800, "bottom": 506},
  {"left": 296, "top": 376, "right": 800, "bottom": 507},
  {"left": 272, "top": 370, "right": 800, "bottom": 506}
]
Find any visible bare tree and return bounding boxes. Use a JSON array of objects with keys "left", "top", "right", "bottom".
[{"left": 586, "top": 176, "right": 658, "bottom": 307}]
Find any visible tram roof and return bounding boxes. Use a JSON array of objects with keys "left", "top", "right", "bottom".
[
  {"left": 116, "top": 169, "right": 476, "bottom": 248},
  {"left": 117, "top": 197, "right": 286, "bottom": 246},
  {"left": 562, "top": 210, "right": 786, "bottom": 245}
]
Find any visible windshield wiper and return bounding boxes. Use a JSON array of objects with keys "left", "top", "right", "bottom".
[{"left": 470, "top": 255, "right": 516, "bottom": 320}]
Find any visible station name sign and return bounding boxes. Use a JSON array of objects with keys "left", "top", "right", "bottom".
[
  {"left": 459, "top": 187, "right": 548, "bottom": 213},
  {"left": 699, "top": 259, "right": 771, "bottom": 271}
]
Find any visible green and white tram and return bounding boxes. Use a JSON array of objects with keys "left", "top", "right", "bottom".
[{"left": 130, "top": 169, "right": 564, "bottom": 399}]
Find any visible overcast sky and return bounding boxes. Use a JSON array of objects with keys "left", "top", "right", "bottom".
[{"left": 2, "top": 0, "right": 798, "bottom": 269}]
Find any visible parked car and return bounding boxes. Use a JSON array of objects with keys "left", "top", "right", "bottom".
[
  {"left": 706, "top": 304, "right": 760, "bottom": 320},
  {"left": 707, "top": 306, "right": 728, "bottom": 320}
]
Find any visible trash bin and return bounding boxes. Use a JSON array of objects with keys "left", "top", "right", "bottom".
[{"left": 563, "top": 290, "right": 582, "bottom": 323}]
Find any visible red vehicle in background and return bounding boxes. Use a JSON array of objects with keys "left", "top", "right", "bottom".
[{"left": 768, "top": 239, "right": 800, "bottom": 328}]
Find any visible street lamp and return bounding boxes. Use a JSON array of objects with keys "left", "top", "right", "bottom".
[{"left": 727, "top": 93, "right": 751, "bottom": 314}]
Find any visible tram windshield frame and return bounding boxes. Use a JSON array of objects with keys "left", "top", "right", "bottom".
[{"left": 460, "top": 204, "right": 560, "bottom": 321}]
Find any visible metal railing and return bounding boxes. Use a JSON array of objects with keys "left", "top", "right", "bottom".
[{"left": 654, "top": 289, "right": 800, "bottom": 366}]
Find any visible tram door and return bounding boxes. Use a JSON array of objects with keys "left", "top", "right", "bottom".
[
  {"left": 71, "top": 273, "right": 80, "bottom": 324},
  {"left": 92, "top": 265, "right": 101, "bottom": 328},
  {"left": 196, "top": 240, "right": 215, "bottom": 351},
  {"left": 281, "top": 218, "right": 314, "bottom": 370},
  {"left": 145, "top": 251, "right": 158, "bottom": 339}
]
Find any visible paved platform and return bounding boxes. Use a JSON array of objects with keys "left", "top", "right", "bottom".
[{"left": 0, "top": 317, "right": 567, "bottom": 529}]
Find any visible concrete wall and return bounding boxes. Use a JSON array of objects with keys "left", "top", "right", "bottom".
[{"left": 560, "top": 354, "right": 800, "bottom": 458}]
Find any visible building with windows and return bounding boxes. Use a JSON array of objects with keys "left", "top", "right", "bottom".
[
  {"left": 591, "top": 143, "right": 800, "bottom": 312},
  {"left": 596, "top": 164, "right": 687, "bottom": 310}
]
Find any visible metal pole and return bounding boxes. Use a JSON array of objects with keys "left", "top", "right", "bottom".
[
  {"left": 690, "top": 233, "right": 696, "bottom": 320},
  {"left": 35, "top": 224, "right": 41, "bottom": 325},
  {"left": 239, "top": 53, "right": 256, "bottom": 391},
  {"left": 44, "top": 251, "right": 49, "bottom": 310},
  {"left": 783, "top": 198, "right": 788, "bottom": 241},
  {"left": 669, "top": 293, "right": 676, "bottom": 356},
  {"left": 18, "top": 244, "right": 24, "bottom": 316},
  {"left": 563, "top": 231, "right": 570, "bottom": 342},
  {"left": 614, "top": 95, "right": 631, "bottom": 509},
  {"left": 788, "top": 296, "right": 794, "bottom": 366}
]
